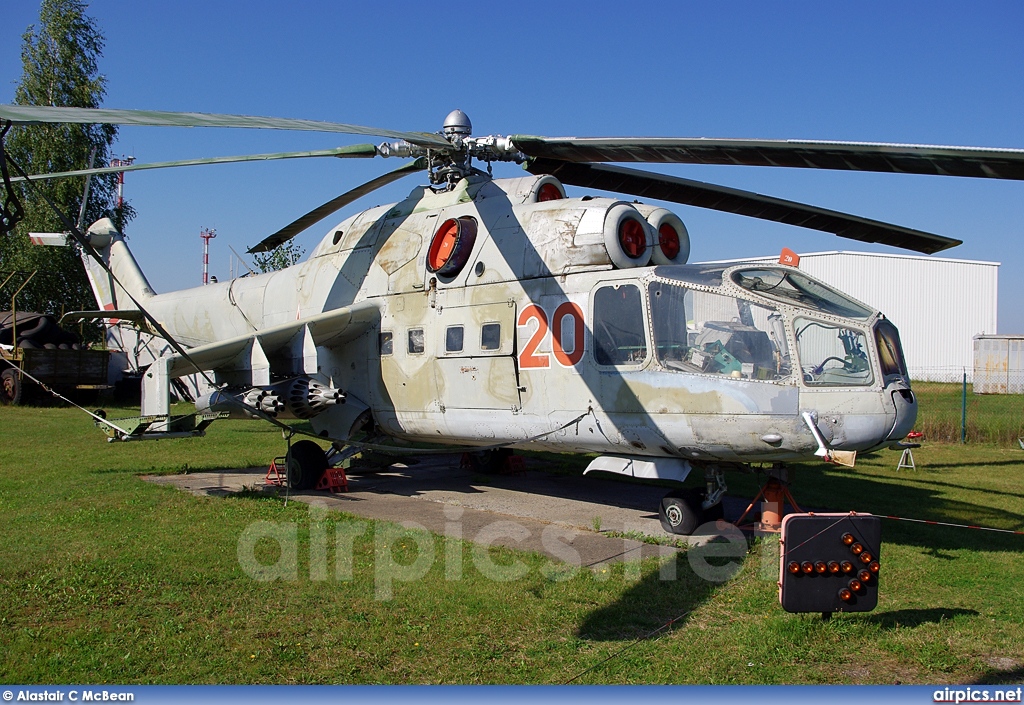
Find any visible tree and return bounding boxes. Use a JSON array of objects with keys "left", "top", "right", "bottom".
[
  {"left": 0, "top": 0, "right": 130, "bottom": 320},
  {"left": 252, "top": 241, "right": 306, "bottom": 273}
]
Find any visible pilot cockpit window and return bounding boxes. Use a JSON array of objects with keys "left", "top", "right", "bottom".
[
  {"left": 731, "top": 268, "right": 873, "bottom": 320},
  {"left": 795, "top": 317, "right": 873, "bottom": 386},
  {"left": 593, "top": 284, "right": 648, "bottom": 366},
  {"left": 379, "top": 331, "right": 393, "bottom": 356},
  {"left": 648, "top": 280, "right": 791, "bottom": 381}
]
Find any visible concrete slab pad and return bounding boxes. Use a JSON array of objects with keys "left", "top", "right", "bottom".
[{"left": 145, "top": 453, "right": 753, "bottom": 568}]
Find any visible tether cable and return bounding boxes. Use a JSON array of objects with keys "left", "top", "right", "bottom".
[
  {"left": 0, "top": 356, "right": 131, "bottom": 435},
  {"left": 563, "top": 609, "right": 693, "bottom": 684}
]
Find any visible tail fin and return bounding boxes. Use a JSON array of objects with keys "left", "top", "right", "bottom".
[{"left": 79, "top": 218, "right": 156, "bottom": 312}]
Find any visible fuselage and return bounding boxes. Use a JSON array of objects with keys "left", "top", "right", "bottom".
[{"left": 133, "top": 173, "right": 916, "bottom": 463}]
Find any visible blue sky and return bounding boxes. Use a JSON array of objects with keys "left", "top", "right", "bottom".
[{"left": 3, "top": 1, "right": 1023, "bottom": 329}]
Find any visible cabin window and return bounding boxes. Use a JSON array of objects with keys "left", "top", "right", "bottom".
[
  {"left": 593, "top": 284, "right": 647, "bottom": 365},
  {"left": 408, "top": 328, "right": 425, "bottom": 354},
  {"left": 648, "top": 280, "right": 791, "bottom": 380},
  {"left": 379, "top": 331, "right": 393, "bottom": 356},
  {"left": 445, "top": 325, "right": 464, "bottom": 353},
  {"left": 481, "top": 323, "right": 501, "bottom": 351},
  {"left": 795, "top": 317, "right": 873, "bottom": 386}
]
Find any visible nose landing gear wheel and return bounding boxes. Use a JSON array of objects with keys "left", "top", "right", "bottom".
[{"left": 659, "top": 489, "right": 703, "bottom": 535}]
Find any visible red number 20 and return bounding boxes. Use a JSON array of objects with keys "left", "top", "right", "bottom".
[{"left": 517, "top": 302, "right": 584, "bottom": 369}]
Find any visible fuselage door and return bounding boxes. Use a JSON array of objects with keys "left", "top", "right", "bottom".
[{"left": 433, "top": 300, "right": 521, "bottom": 411}]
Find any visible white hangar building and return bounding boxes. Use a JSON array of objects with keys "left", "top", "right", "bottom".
[{"left": 704, "top": 251, "right": 999, "bottom": 382}]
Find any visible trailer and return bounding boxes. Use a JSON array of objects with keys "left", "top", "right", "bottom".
[
  {"left": 0, "top": 309, "right": 109, "bottom": 406},
  {"left": 1, "top": 344, "right": 111, "bottom": 405}
]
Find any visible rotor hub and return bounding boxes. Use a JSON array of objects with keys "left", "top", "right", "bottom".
[
  {"left": 443, "top": 109, "right": 472, "bottom": 138},
  {"left": 376, "top": 110, "right": 525, "bottom": 189}
]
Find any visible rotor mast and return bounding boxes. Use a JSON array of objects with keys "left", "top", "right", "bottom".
[{"left": 376, "top": 110, "right": 525, "bottom": 188}]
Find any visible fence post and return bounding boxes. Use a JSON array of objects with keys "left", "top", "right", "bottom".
[{"left": 961, "top": 368, "right": 967, "bottom": 444}]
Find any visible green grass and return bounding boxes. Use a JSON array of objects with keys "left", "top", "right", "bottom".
[
  {"left": 1, "top": 404, "right": 1023, "bottom": 684},
  {"left": 915, "top": 381, "right": 1024, "bottom": 445}
]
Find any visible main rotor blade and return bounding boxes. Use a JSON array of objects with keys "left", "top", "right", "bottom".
[
  {"left": 513, "top": 136, "right": 1024, "bottom": 180},
  {"left": 0, "top": 104, "right": 450, "bottom": 149},
  {"left": 527, "top": 159, "right": 961, "bottom": 255},
  {"left": 9, "top": 145, "right": 379, "bottom": 183},
  {"left": 248, "top": 158, "right": 427, "bottom": 253}
]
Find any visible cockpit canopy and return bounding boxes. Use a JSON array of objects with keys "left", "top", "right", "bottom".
[{"left": 730, "top": 267, "right": 874, "bottom": 319}]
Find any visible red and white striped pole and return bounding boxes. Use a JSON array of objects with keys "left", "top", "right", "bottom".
[
  {"left": 201, "top": 228, "right": 217, "bottom": 285},
  {"left": 109, "top": 156, "right": 135, "bottom": 208}
]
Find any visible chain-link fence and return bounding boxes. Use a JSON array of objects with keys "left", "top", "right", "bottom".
[{"left": 912, "top": 367, "right": 1024, "bottom": 446}]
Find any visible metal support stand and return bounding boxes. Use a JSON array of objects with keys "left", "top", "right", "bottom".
[
  {"left": 897, "top": 444, "right": 918, "bottom": 471},
  {"left": 736, "top": 472, "right": 803, "bottom": 533}
]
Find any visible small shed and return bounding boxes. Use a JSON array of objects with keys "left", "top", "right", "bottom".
[{"left": 973, "top": 335, "right": 1024, "bottom": 394}]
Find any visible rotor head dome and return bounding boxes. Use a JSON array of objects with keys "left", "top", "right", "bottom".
[{"left": 443, "top": 109, "right": 472, "bottom": 138}]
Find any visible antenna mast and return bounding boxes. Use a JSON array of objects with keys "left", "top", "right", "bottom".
[
  {"left": 109, "top": 156, "right": 135, "bottom": 208},
  {"left": 201, "top": 228, "right": 217, "bottom": 285}
]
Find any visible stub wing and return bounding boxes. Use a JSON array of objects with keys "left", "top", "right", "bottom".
[{"left": 142, "top": 302, "right": 379, "bottom": 416}]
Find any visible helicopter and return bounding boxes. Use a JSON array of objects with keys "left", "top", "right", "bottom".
[{"left": 3, "top": 104, "right": 1024, "bottom": 535}]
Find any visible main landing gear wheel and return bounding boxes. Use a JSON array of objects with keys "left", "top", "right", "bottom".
[
  {"left": 468, "top": 447, "right": 512, "bottom": 473},
  {"left": 286, "top": 440, "right": 328, "bottom": 490},
  {"left": 659, "top": 489, "right": 703, "bottom": 535},
  {"left": 1, "top": 368, "right": 22, "bottom": 406}
]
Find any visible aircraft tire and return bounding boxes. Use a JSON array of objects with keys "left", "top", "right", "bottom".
[
  {"left": 1, "top": 368, "right": 23, "bottom": 406},
  {"left": 659, "top": 489, "right": 702, "bottom": 535},
  {"left": 286, "top": 440, "right": 328, "bottom": 490}
]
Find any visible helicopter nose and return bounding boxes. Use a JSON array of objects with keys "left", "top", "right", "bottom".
[{"left": 886, "top": 385, "right": 917, "bottom": 441}]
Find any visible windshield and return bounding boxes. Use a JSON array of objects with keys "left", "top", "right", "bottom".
[
  {"left": 649, "top": 280, "right": 791, "bottom": 381},
  {"left": 731, "top": 268, "right": 874, "bottom": 319},
  {"left": 875, "top": 318, "right": 909, "bottom": 378}
]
